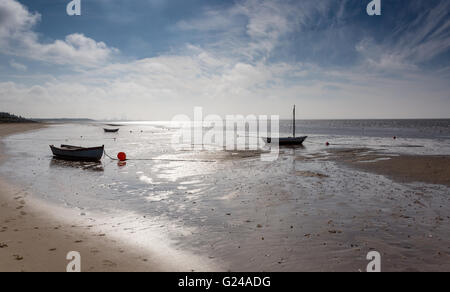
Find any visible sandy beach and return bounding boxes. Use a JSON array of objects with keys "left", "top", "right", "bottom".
[
  {"left": 323, "top": 148, "right": 450, "bottom": 187},
  {"left": 0, "top": 124, "right": 168, "bottom": 272},
  {"left": 0, "top": 124, "right": 45, "bottom": 164},
  {"left": 345, "top": 154, "right": 450, "bottom": 187}
]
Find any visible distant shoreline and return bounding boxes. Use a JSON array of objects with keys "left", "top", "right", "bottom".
[
  {"left": 24, "top": 118, "right": 450, "bottom": 123},
  {"left": 0, "top": 113, "right": 38, "bottom": 124}
]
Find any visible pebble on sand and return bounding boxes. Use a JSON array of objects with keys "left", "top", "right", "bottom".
[{"left": 13, "top": 255, "right": 23, "bottom": 261}]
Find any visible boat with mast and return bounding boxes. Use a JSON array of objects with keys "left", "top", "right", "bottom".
[{"left": 264, "top": 105, "right": 307, "bottom": 146}]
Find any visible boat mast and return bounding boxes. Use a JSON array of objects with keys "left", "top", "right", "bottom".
[{"left": 293, "top": 105, "right": 296, "bottom": 138}]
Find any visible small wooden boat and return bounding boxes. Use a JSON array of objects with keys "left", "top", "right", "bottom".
[
  {"left": 50, "top": 145, "right": 104, "bottom": 161},
  {"left": 104, "top": 128, "right": 119, "bottom": 133},
  {"left": 265, "top": 105, "right": 307, "bottom": 146}
]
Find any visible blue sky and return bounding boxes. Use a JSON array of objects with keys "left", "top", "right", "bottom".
[{"left": 0, "top": 0, "right": 449, "bottom": 119}]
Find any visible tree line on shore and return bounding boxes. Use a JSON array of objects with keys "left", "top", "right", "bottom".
[{"left": 0, "top": 112, "right": 35, "bottom": 123}]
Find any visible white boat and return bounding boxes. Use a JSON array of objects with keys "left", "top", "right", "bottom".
[{"left": 265, "top": 105, "right": 307, "bottom": 146}]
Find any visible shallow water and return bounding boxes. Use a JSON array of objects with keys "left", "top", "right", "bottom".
[{"left": 1, "top": 120, "right": 450, "bottom": 271}]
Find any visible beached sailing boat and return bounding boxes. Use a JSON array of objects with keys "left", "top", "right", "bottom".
[{"left": 264, "top": 105, "right": 307, "bottom": 146}]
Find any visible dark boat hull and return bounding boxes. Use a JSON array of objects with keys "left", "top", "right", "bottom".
[
  {"left": 264, "top": 136, "right": 307, "bottom": 146},
  {"left": 104, "top": 128, "right": 119, "bottom": 133},
  {"left": 50, "top": 145, "right": 104, "bottom": 161}
]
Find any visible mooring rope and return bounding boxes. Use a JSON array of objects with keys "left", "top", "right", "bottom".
[
  {"left": 103, "top": 150, "right": 119, "bottom": 160},
  {"left": 103, "top": 150, "right": 216, "bottom": 163}
]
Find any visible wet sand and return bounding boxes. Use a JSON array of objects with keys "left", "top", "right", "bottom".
[
  {"left": 289, "top": 147, "right": 450, "bottom": 271},
  {"left": 2, "top": 123, "right": 450, "bottom": 272},
  {"left": 324, "top": 148, "right": 450, "bottom": 187},
  {"left": 0, "top": 124, "right": 167, "bottom": 272},
  {"left": 349, "top": 155, "right": 450, "bottom": 187},
  {"left": 0, "top": 124, "right": 45, "bottom": 165}
]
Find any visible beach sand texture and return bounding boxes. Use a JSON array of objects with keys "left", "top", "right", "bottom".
[
  {"left": 1, "top": 123, "right": 450, "bottom": 272},
  {"left": 297, "top": 148, "right": 450, "bottom": 187},
  {"left": 0, "top": 124, "right": 170, "bottom": 272}
]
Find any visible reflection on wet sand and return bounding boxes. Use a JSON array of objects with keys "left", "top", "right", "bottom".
[
  {"left": 3, "top": 122, "right": 450, "bottom": 272},
  {"left": 50, "top": 158, "right": 104, "bottom": 172},
  {"left": 159, "top": 146, "right": 305, "bottom": 163}
]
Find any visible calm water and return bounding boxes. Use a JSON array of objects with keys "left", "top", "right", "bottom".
[
  {"left": 292, "top": 119, "right": 450, "bottom": 139},
  {"left": 1, "top": 119, "right": 450, "bottom": 271}
]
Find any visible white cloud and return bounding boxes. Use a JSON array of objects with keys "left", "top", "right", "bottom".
[
  {"left": 355, "top": 1, "right": 450, "bottom": 73},
  {"left": 1, "top": 44, "right": 449, "bottom": 120},
  {"left": 0, "top": 0, "right": 449, "bottom": 119},
  {"left": 9, "top": 59, "right": 27, "bottom": 71},
  {"left": 176, "top": 9, "right": 237, "bottom": 32},
  {"left": 355, "top": 39, "right": 418, "bottom": 73},
  {"left": 176, "top": 0, "right": 324, "bottom": 59},
  {"left": 175, "top": 0, "right": 345, "bottom": 63},
  {"left": 0, "top": 0, "right": 40, "bottom": 37},
  {"left": 392, "top": 0, "right": 450, "bottom": 64},
  {"left": 0, "top": 0, "right": 118, "bottom": 67}
]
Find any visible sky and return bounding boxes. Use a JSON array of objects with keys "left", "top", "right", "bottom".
[{"left": 0, "top": 0, "right": 449, "bottom": 120}]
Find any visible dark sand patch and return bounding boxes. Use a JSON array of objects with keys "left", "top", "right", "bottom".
[
  {"left": 296, "top": 171, "right": 329, "bottom": 178},
  {"left": 350, "top": 155, "right": 450, "bottom": 187},
  {"left": 307, "top": 148, "right": 450, "bottom": 187}
]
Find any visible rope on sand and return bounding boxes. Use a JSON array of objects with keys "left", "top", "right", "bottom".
[
  {"left": 103, "top": 150, "right": 119, "bottom": 161},
  {"left": 103, "top": 150, "right": 216, "bottom": 163}
]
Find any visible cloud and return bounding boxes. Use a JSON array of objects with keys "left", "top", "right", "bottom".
[
  {"left": 176, "top": 9, "right": 237, "bottom": 32},
  {"left": 175, "top": 0, "right": 312, "bottom": 59},
  {"left": 391, "top": 0, "right": 450, "bottom": 64},
  {"left": 1, "top": 44, "right": 449, "bottom": 120},
  {"left": 175, "top": 0, "right": 344, "bottom": 62},
  {"left": 9, "top": 59, "right": 27, "bottom": 71},
  {"left": 0, "top": 0, "right": 118, "bottom": 67},
  {"left": 0, "top": 0, "right": 449, "bottom": 119},
  {"left": 0, "top": 0, "right": 40, "bottom": 36},
  {"left": 355, "top": 39, "right": 418, "bottom": 74},
  {"left": 355, "top": 0, "right": 450, "bottom": 73}
]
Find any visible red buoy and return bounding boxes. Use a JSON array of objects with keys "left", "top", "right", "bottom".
[
  {"left": 117, "top": 152, "right": 127, "bottom": 161},
  {"left": 326, "top": 142, "right": 330, "bottom": 146}
]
